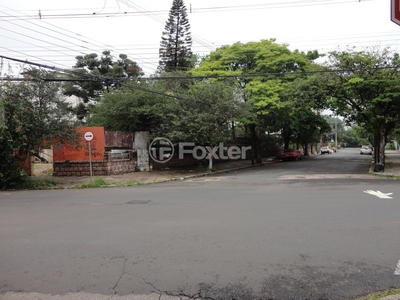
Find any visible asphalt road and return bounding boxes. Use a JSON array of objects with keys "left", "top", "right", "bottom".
[{"left": 1, "top": 148, "right": 400, "bottom": 300}]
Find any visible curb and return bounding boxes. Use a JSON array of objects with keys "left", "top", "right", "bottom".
[{"left": 178, "top": 159, "right": 278, "bottom": 181}]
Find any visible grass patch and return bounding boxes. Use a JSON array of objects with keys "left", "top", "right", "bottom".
[
  {"left": 18, "top": 177, "right": 58, "bottom": 190},
  {"left": 108, "top": 180, "right": 146, "bottom": 187},
  {"left": 73, "top": 178, "right": 162, "bottom": 189},
  {"left": 355, "top": 289, "right": 400, "bottom": 300},
  {"left": 368, "top": 173, "right": 400, "bottom": 180},
  {"left": 195, "top": 164, "right": 216, "bottom": 173},
  {"left": 73, "top": 177, "right": 108, "bottom": 189}
]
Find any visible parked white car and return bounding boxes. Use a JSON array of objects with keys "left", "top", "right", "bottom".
[
  {"left": 360, "top": 145, "right": 373, "bottom": 155},
  {"left": 321, "top": 146, "right": 333, "bottom": 154}
]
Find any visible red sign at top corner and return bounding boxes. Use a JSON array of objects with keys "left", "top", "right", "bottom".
[{"left": 391, "top": 0, "right": 400, "bottom": 26}]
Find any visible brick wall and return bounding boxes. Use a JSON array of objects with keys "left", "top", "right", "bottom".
[
  {"left": 53, "top": 153, "right": 137, "bottom": 176},
  {"left": 106, "top": 158, "right": 136, "bottom": 175}
]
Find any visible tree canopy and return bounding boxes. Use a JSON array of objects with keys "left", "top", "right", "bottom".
[
  {"left": 88, "top": 79, "right": 242, "bottom": 145},
  {"left": 321, "top": 47, "right": 400, "bottom": 165},
  {"left": 63, "top": 50, "right": 143, "bottom": 121},
  {"left": 190, "top": 39, "right": 328, "bottom": 160},
  {"left": 87, "top": 82, "right": 164, "bottom": 133},
  {"left": 0, "top": 68, "right": 80, "bottom": 189},
  {"left": 158, "top": 0, "right": 193, "bottom": 73}
]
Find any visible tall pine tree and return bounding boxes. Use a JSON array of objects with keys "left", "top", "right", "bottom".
[{"left": 158, "top": 0, "right": 193, "bottom": 73}]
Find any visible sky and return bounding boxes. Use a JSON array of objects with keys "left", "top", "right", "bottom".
[{"left": 0, "top": 0, "right": 399, "bottom": 77}]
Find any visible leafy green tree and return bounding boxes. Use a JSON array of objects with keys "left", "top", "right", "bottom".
[
  {"left": 341, "top": 126, "right": 362, "bottom": 147},
  {"left": 339, "top": 124, "right": 375, "bottom": 147},
  {"left": 388, "top": 126, "right": 400, "bottom": 148},
  {"left": 87, "top": 82, "right": 164, "bottom": 132},
  {"left": 88, "top": 78, "right": 244, "bottom": 168},
  {"left": 0, "top": 68, "right": 80, "bottom": 189},
  {"left": 0, "top": 98, "right": 21, "bottom": 189},
  {"left": 158, "top": 0, "right": 193, "bottom": 73},
  {"left": 154, "top": 81, "right": 243, "bottom": 168},
  {"left": 322, "top": 47, "right": 400, "bottom": 166},
  {"left": 269, "top": 67, "right": 331, "bottom": 152},
  {"left": 297, "top": 111, "right": 331, "bottom": 153},
  {"left": 191, "top": 40, "right": 323, "bottom": 162},
  {"left": 63, "top": 51, "right": 143, "bottom": 121}
]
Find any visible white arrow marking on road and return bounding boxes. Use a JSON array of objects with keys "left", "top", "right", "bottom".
[
  {"left": 395, "top": 260, "right": 400, "bottom": 275},
  {"left": 363, "top": 190, "right": 393, "bottom": 199}
]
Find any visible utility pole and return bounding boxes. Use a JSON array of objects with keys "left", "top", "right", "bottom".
[{"left": 335, "top": 118, "right": 338, "bottom": 148}]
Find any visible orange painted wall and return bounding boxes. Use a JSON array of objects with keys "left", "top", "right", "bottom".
[{"left": 53, "top": 127, "right": 105, "bottom": 162}]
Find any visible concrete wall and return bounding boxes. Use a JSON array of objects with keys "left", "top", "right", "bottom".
[{"left": 135, "top": 131, "right": 149, "bottom": 171}]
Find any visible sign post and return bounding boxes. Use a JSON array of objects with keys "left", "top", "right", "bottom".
[
  {"left": 391, "top": 0, "right": 400, "bottom": 26},
  {"left": 83, "top": 131, "right": 94, "bottom": 180}
]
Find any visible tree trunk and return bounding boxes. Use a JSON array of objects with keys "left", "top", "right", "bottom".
[
  {"left": 373, "top": 133, "right": 379, "bottom": 164},
  {"left": 250, "top": 124, "right": 257, "bottom": 164},
  {"left": 208, "top": 156, "right": 213, "bottom": 170},
  {"left": 249, "top": 124, "right": 262, "bottom": 165},
  {"left": 21, "top": 144, "right": 31, "bottom": 175},
  {"left": 231, "top": 121, "right": 236, "bottom": 140},
  {"left": 283, "top": 130, "right": 291, "bottom": 150},
  {"left": 378, "top": 126, "right": 386, "bottom": 165},
  {"left": 373, "top": 126, "right": 386, "bottom": 172},
  {"left": 303, "top": 144, "right": 308, "bottom": 156}
]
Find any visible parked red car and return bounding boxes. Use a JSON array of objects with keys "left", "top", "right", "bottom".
[{"left": 279, "top": 149, "right": 302, "bottom": 161}]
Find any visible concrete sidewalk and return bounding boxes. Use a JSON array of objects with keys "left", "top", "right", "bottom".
[
  {"left": 374, "top": 150, "right": 400, "bottom": 177},
  {"left": 40, "top": 158, "right": 275, "bottom": 189}
]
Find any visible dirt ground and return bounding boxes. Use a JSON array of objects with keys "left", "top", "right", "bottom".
[{"left": 32, "top": 163, "right": 54, "bottom": 176}]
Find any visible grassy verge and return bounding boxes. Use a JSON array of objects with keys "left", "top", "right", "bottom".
[
  {"left": 73, "top": 178, "right": 152, "bottom": 188},
  {"left": 368, "top": 173, "right": 400, "bottom": 180},
  {"left": 17, "top": 177, "right": 58, "bottom": 190},
  {"left": 106, "top": 180, "right": 147, "bottom": 187},
  {"left": 73, "top": 177, "right": 109, "bottom": 189},
  {"left": 5, "top": 177, "right": 161, "bottom": 190},
  {"left": 355, "top": 289, "right": 400, "bottom": 300}
]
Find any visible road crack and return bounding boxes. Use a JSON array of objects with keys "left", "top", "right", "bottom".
[
  {"left": 108, "top": 255, "right": 128, "bottom": 299},
  {"left": 136, "top": 276, "right": 216, "bottom": 300}
]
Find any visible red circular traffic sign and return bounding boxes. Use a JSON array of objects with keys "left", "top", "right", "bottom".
[
  {"left": 83, "top": 131, "right": 94, "bottom": 142},
  {"left": 392, "top": 0, "right": 400, "bottom": 26}
]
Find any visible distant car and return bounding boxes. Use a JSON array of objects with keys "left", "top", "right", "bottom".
[
  {"left": 320, "top": 146, "right": 333, "bottom": 154},
  {"left": 360, "top": 145, "right": 373, "bottom": 155},
  {"left": 280, "top": 149, "right": 302, "bottom": 161}
]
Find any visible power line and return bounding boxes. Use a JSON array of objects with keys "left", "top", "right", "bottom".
[
  {"left": 0, "top": 55, "right": 191, "bottom": 101},
  {"left": 6, "top": 30, "right": 398, "bottom": 54},
  {"left": 0, "top": 4, "right": 160, "bottom": 73},
  {"left": 3, "top": 54, "right": 399, "bottom": 82},
  {"left": 0, "top": 0, "right": 393, "bottom": 77},
  {"left": 0, "top": 0, "right": 374, "bottom": 20}
]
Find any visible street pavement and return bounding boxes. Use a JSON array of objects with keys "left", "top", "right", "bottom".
[
  {"left": 358, "top": 150, "right": 400, "bottom": 300},
  {"left": 47, "top": 149, "right": 400, "bottom": 300},
  {"left": 4, "top": 149, "right": 400, "bottom": 300}
]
